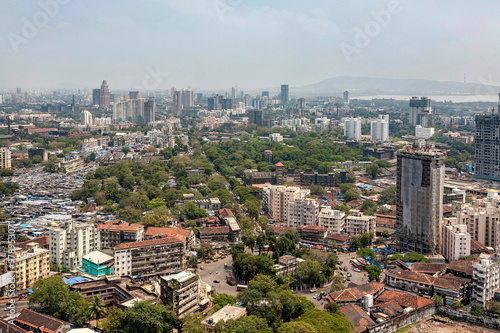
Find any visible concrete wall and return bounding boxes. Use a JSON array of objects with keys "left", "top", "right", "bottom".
[
  {"left": 367, "top": 304, "right": 435, "bottom": 333},
  {"left": 436, "top": 307, "right": 500, "bottom": 331}
]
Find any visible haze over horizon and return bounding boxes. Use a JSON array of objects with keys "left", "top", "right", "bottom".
[{"left": 2, "top": 0, "right": 500, "bottom": 92}]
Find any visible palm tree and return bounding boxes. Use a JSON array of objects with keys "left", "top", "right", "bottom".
[{"left": 88, "top": 296, "right": 106, "bottom": 328}]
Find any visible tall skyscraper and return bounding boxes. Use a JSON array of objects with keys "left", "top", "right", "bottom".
[
  {"left": 173, "top": 90, "right": 182, "bottom": 112},
  {"left": 144, "top": 97, "right": 156, "bottom": 123},
  {"left": 370, "top": 115, "right": 389, "bottom": 141},
  {"left": 396, "top": 145, "right": 444, "bottom": 255},
  {"left": 0, "top": 147, "right": 11, "bottom": 170},
  {"left": 222, "top": 98, "right": 232, "bottom": 110},
  {"left": 129, "top": 91, "right": 139, "bottom": 99},
  {"left": 409, "top": 97, "right": 432, "bottom": 127},
  {"left": 475, "top": 98, "right": 500, "bottom": 180},
  {"left": 247, "top": 109, "right": 263, "bottom": 127},
  {"left": 81, "top": 110, "right": 93, "bottom": 126},
  {"left": 92, "top": 89, "right": 101, "bottom": 106},
  {"left": 262, "top": 91, "right": 270, "bottom": 98},
  {"left": 99, "top": 80, "right": 110, "bottom": 108},
  {"left": 196, "top": 93, "right": 203, "bottom": 102},
  {"left": 181, "top": 89, "right": 194, "bottom": 108},
  {"left": 231, "top": 87, "right": 236, "bottom": 99},
  {"left": 343, "top": 117, "right": 361, "bottom": 140},
  {"left": 343, "top": 91, "right": 349, "bottom": 104},
  {"left": 16, "top": 88, "right": 21, "bottom": 95},
  {"left": 112, "top": 97, "right": 145, "bottom": 122},
  {"left": 281, "top": 84, "right": 289, "bottom": 104},
  {"left": 297, "top": 98, "right": 306, "bottom": 109},
  {"left": 240, "top": 91, "right": 245, "bottom": 100}
]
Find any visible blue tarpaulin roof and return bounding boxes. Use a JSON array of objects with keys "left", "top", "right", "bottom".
[
  {"left": 406, "top": 262, "right": 412, "bottom": 266},
  {"left": 64, "top": 276, "right": 90, "bottom": 286}
]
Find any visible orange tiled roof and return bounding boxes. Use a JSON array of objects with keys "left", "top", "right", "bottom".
[
  {"left": 326, "top": 282, "right": 384, "bottom": 303},
  {"left": 376, "top": 290, "right": 434, "bottom": 309},
  {"left": 145, "top": 227, "right": 191, "bottom": 238},
  {"left": 97, "top": 220, "right": 144, "bottom": 232}
]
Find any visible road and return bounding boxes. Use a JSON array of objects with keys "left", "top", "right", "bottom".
[
  {"left": 198, "top": 255, "right": 239, "bottom": 297},
  {"left": 0, "top": 300, "right": 30, "bottom": 318}
]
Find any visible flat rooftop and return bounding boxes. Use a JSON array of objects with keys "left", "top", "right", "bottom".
[{"left": 201, "top": 305, "right": 247, "bottom": 327}]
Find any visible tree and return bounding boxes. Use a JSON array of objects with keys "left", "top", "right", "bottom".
[
  {"left": 256, "top": 233, "right": 267, "bottom": 255},
  {"left": 277, "top": 321, "right": 318, "bottom": 333},
  {"left": 310, "top": 184, "right": 325, "bottom": 197},
  {"left": 298, "top": 309, "right": 354, "bottom": 333},
  {"left": 230, "top": 243, "right": 246, "bottom": 261},
  {"left": 122, "top": 147, "right": 131, "bottom": 154},
  {"left": 197, "top": 243, "right": 214, "bottom": 260},
  {"left": 365, "top": 265, "right": 381, "bottom": 281},
  {"left": 361, "top": 200, "right": 377, "bottom": 215},
  {"left": 245, "top": 234, "right": 257, "bottom": 254},
  {"left": 378, "top": 186, "right": 396, "bottom": 205},
  {"left": 330, "top": 275, "right": 346, "bottom": 292},
  {"left": 88, "top": 296, "right": 106, "bottom": 328},
  {"left": 219, "top": 315, "right": 272, "bottom": 333},
  {"left": 1, "top": 169, "right": 13, "bottom": 176},
  {"left": 325, "top": 301, "right": 341, "bottom": 315},
  {"left": 60, "top": 266, "right": 70, "bottom": 273},
  {"left": 356, "top": 248, "right": 376, "bottom": 261},
  {"left": 120, "top": 301, "right": 182, "bottom": 333},
  {"left": 188, "top": 256, "right": 198, "bottom": 269},
  {"left": 343, "top": 188, "right": 360, "bottom": 202},
  {"left": 450, "top": 300, "right": 463, "bottom": 310},
  {"left": 56, "top": 290, "right": 90, "bottom": 326},
  {"left": 102, "top": 307, "right": 124, "bottom": 333},
  {"left": 366, "top": 163, "right": 381, "bottom": 179},
  {"left": 29, "top": 276, "right": 69, "bottom": 315},
  {"left": 432, "top": 293, "right": 443, "bottom": 307},
  {"left": 212, "top": 293, "right": 236, "bottom": 312},
  {"left": 360, "top": 232, "right": 374, "bottom": 247},
  {"left": 458, "top": 255, "right": 476, "bottom": 261}
]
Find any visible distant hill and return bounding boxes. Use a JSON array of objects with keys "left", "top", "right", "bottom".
[{"left": 293, "top": 76, "right": 500, "bottom": 97}]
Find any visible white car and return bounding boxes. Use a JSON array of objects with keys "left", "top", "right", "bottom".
[
  {"left": 310, "top": 289, "right": 317, "bottom": 293},
  {"left": 353, "top": 268, "right": 361, "bottom": 272},
  {"left": 313, "top": 294, "right": 318, "bottom": 299}
]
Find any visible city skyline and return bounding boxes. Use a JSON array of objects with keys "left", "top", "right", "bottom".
[{"left": 2, "top": 1, "right": 500, "bottom": 91}]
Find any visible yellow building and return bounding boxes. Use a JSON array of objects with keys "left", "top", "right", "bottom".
[{"left": 7, "top": 243, "right": 50, "bottom": 290}]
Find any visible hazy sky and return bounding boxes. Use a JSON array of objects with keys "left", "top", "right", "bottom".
[{"left": 1, "top": 0, "right": 499, "bottom": 92}]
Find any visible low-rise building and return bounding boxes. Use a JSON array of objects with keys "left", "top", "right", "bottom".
[
  {"left": 441, "top": 217, "right": 471, "bottom": 262},
  {"left": 97, "top": 220, "right": 144, "bottom": 250},
  {"left": 273, "top": 255, "right": 305, "bottom": 276},
  {"left": 7, "top": 243, "right": 50, "bottom": 290},
  {"left": 201, "top": 305, "right": 247, "bottom": 332},
  {"left": 297, "top": 225, "right": 328, "bottom": 246},
  {"left": 160, "top": 271, "right": 200, "bottom": 316},
  {"left": 224, "top": 216, "right": 242, "bottom": 243},
  {"left": 114, "top": 235, "right": 185, "bottom": 277},
  {"left": 345, "top": 210, "right": 376, "bottom": 236},
  {"left": 325, "top": 282, "right": 385, "bottom": 307},
  {"left": 57, "top": 156, "right": 84, "bottom": 173},
  {"left": 318, "top": 207, "right": 345, "bottom": 233},
  {"left": 472, "top": 254, "right": 500, "bottom": 306},
  {"left": 199, "top": 226, "right": 230, "bottom": 243},
  {"left": 79, "top": 251, "right": 114, "bottom": 278},
  {"left": 145, "top": 227, "right": 195, "bottom": 250},
  {"left": 15, "top": 309, "right": 72, "bottom": 333}
]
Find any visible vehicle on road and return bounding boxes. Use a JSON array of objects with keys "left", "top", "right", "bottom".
[
  {"left": 347, "top": 277, "right": 351, "bottom": 281},
  {"left": 353, "top": 268, "right": 361, "bottom": 272},
  {"left": 344, "top": 266, "right": 348, "bottom": 271},
  {"left": 313, "top": 294, "right": 318, "bottom": 299},
  {"left": 318, "top": 295, "right": 322, "bottom": 301},
  {"left": 214, "top": 279, "right": 220, "bottom": 283},
  {"left": 347, "top": 273, "right": 352, "bottom": 277},
  {"left": 200, "top": 266, "right": 204, "bottom": 270},
  {"left": 237, "top": 284, "right": 248, "bottom": 291},
  {"left": 216, "top": 271, "right": 218, "bottom": 274},
  {"left": 310, "top": 289, "right": 317, "bottom": 293}
]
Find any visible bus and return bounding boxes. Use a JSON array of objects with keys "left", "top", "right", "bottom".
[{"left": 236, "top": 284, "right": 248, "bottom": 291}]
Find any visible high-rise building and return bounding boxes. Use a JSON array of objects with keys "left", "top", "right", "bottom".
[
  {"left": 196, "top": 93, "right": 203, "bottom": 102},
  {"left": 16, "top": 88, "right": 21, "bottom": 95},
  {"left": 173, "top": 90, "right": 182, "bottom": 112},
  {"left": 297, "top": 98, "right": 306, "bottom": 109},
  {"left": 244, "top": 94, "right": 252, "bottom": 107},
  {"left": 92, "top": 89, "right": 101, "bottom": 106},
  {"left": 345, "top": 210, "right": 376, "bottom": 236},
  {"left": 318, "top": 207, "right": 345, "bottom": 234},
  {"left": 396, "top": 145, "right": 445, "bottom": 255},
  {"left": 112, "top": 97, "right": 145, "bottom": 122},
  {"left": 0, "top": 147, "right": 11, "bottom": 169},
  {"left": 160, "top": 271, "right": 199, "bottom": 316},
  {"left": 99, "top": 80, "right": 110, "bottom": 108},
  {"left": 267, "top": 186, "right": 304, "bottom": 223},
  {"left": 143, "top": 97, "right": 156, "bottom": 123},
  {"left": 343, "top": 91, "right": 349, "bottom": 104},
  {"left": 81, "top": 110, "right": 93, "bottom": 126},
  {"left": 415, "top": 125, "right": 435, "bottom": 139},
  {"left": 222, "top": 98, "right": 232, "bottom": 110},
  {"left": 472, "top": 254, "right": 500, "bottom": 306},
  {"left": 370, "top": 115, "right": 389, "bottom": 141},
  {"left": 262, "top": 91, "right": 270, "bottom": 98},
  {"left": 207, "top": 94, "right": 224, "bottom": 111},
  {"left": 129, "top": 91, "right": 139, "bottom": 99},
  {"left": 475, "top": 99, "right": 500, "bottom": 180},
  {"left": 231, "top": 87, "right": 236, "bottom": 99},
  {"left": 409, "top": 97, "right": 432, "bottom": 127},
  {"left": 247, "top": 109, "right": 263, "bottom": 127},
  {"left": 281, "top": 84, "right": 289, "bottom": 104},
  {"left": 240, "top": 91, "right": 245, "bottom": 100},
  {"left": 181, "top": 89, "right": 194, "bottom": 108},
  {"left": 343, "top": 117, "right": 362, "bottom": 140},
  {"left": 49, "top": 221, "right": 100, "bottom": 270}
]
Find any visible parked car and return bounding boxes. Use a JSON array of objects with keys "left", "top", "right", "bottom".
[
  {"left": 313, "top": 294, "right": 318, "bottom": 299},
  {"left": 310, "top": 289, "right": 317, "bottom": 293},
  {"left": 318, "top": 295, "right": 322, "bottom": 301},
  {"left": 347, "top": 273, "right": 352, "bottom": 277},
  {"left": 344, "top": 266, "right": 348, "bottom": 271},
  {"left": 214, "top": 279, "right": 220, "bottom": 283},
  {"left": 353, "top": 268, "right": 361, "bottom": 272}
]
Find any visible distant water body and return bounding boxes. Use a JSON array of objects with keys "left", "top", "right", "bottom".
[{"left": 354, "top": 95, "right": 499, "bottom": 103}]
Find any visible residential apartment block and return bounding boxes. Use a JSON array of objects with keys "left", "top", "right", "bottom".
[
  {"left": 472, "top": 254, "right": 500, "bottom": 306},
  {"left": 265, "top": 186, "right": 303, "bottom": 223},
  {"left": 0, "top": 147, "right": 11, "bottom": 169},
  {"left": 160, "top": 271, "right": 200, "bottom": 316},
  {"left": 345, "top": 210, "right": 376, "bottom": 236},
  {"left": 8, "top": 243, "right": 50, "bottom": 290},
  {"left": 318, "top": 207, "right": 345, "bottom": 233},
  {"left": 49, "top": 220, "right": 100, "bottom": 270},
  {"left": 114, "top": 235, "right": 185, "bottom": 277},
  {"left": 441, "top": 217, "right": 471, "bottom": 262},
  {"left": 97, "top": 220, "right": 145, "bottom": 249},
  {"left": 453, "top": 197, "right": 500, "bottom": 249},
  {"left": 287, "top": 198, "right": 319, "bottom": 228},
  {"left": 145, "top": 227, "right": 195, "bottom": 250}
]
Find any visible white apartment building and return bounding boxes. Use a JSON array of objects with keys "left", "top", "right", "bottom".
[
  {"left": 264, "top": 186, "right": 308, "bottom": 223},
  {"left": 287, "top": 198, "right": 319, "bottom": 228},
  {"left": 441, "top": 217, "right": 471, "bottom": 262},
  {"left": 160, "top": 270, "right": 199, "bottom": 316},
  {"left": 0, "top": 147, "right": 11, "bottom": 169},
  {"left": 370, "top": 115, "right": 389, "bottom": 141},
  {"left": 269, "top": 133, "right": 283, "bottom": 142},
  {"left": 453, "top": 197, "right": 500, "bottom": 249},
  {"left": 318, "top": 207, "right": 345, "bottom": 233},
  {"left": 345, "top": 210, "right": 376, "bottom": 236},
  {"left": 49, "top": 221, "right": 100, "bottom": 270},
  {"left": 343, "top": 117, "right": 362, "bottom": 140},
  {"left": 81, "top": 110, "right": 93, "bottom": 126},
  {"left": 415, "top": 125, "right": 435, "bottom": 139},
  {"left": 472, "top": 254, "right": 500, "bottom": 306}
]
